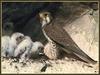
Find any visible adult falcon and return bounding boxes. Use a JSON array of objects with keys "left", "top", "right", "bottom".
[{"left": 39, "top": 11, "right": 97, "bottom": 64}]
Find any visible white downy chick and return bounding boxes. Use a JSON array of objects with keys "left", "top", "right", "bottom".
[
  {"left": 8, "top": 32, "right": 24, "bottom": 57},
  {"left": 14, "top": 36, "right": 33, "bottom": 62},
  {"left": 1, "top": 36, "right": 10, "bottom": 57},
  {"left": 29, "top": 41, "right": 44, "bottom": 59}
]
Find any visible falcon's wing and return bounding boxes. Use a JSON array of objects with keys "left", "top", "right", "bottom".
[{"left": 43, "top": 22, "right": 97, "bottom": 64}]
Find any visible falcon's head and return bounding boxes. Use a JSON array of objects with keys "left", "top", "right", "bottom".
[{"left": 39, "top": 11, "right": 53, "bottom": 27}]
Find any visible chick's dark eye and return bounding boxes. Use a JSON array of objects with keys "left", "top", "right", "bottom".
[
  {"left": 19, "top": 36, "right": 24, "bottom": 39},
  {"left": 38, "top": 47, "right": 44, "bottom": 50},
  {"left": 41, "top": 47, "right": 44, "bottom": 50},
  {"left": 44, "top": 14, "right": 48, "bottom": 17}
]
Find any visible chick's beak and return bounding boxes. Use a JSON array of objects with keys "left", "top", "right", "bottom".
[{"left": 38, "top": 47, "right": 45, "bottom": 56}]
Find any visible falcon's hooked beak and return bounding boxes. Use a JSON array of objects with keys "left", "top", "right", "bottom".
[{"left": 39, "top": 11, "right": 52, "bottom": 27}]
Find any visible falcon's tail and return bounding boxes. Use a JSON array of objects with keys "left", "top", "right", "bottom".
[
  {"left": 73, "top": 49, "right": 97, "bottom": 64},
  {"left": 67, "top": 45, "right": 97, "bottom": 64},
  {"left": 59, "top": 43, "right": 97, "bottom": 64}
]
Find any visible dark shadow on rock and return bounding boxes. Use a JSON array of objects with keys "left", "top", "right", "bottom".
[{"left": 2, "top": 2, "right": 62, "bottom": 44}]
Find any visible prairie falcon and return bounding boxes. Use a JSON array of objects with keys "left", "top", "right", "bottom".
[{"left": 39, "top": 11, "right": 97, "bottom": 64}]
